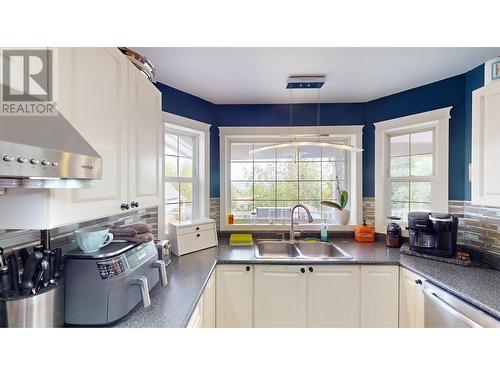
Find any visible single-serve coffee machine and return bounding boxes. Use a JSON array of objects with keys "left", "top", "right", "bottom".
[{"left": 407, "top": 212, "right": 458, "bottom": 257}]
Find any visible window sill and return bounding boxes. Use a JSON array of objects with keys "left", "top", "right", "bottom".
[{"left": 219, "top": 223, "right": 356, "bottom": 232}]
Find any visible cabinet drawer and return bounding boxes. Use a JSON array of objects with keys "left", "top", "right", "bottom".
[
  {"left": 176, "top": 223, "right": 215, "bottom": 235},
  {"left": 176, "top": 229, "right": 217, "bottom": 255}
]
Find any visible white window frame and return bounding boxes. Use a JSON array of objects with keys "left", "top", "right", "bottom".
[
  {"left": 374, "top": 107, "right": 451, "bottom": 234},
  {"left": 160, "top": 112, "right": 210, "bottom": 238},
  {"left": 219, "top": 125, "right": 363, "bottom": 232}
]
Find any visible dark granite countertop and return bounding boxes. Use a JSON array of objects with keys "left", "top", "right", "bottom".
[
  {"left": 112, "top": 246, "right": 217, "bottom": 328},
  {"left": 113, "top": 238, "right": 499, "bottom": 327}
]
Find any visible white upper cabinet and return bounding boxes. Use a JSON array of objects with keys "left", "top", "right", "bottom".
[
  {"left": 360, "top": 265, "right": 399, "bottom": 328},
  {"left": 472, "top": 80, "right": 500, "bottom": 206},
  {"left": 50, "top": 48, "right": 129, "bottom": 225},
  {"left": 0, "top": 48, "right": 162, "bottom": 229},
  {"left": 127, "top": 66, "right": 162, "bottom": 208},
  {"left": 254, "top": 265, "right": 307, "bottom": 328},
  {"left": 307, "top": 265, "right": 360, "bottom": 328}
]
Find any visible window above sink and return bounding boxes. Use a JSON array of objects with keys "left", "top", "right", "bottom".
[{"left": 219, "top": 126, "right": 363, "bottom": 231}]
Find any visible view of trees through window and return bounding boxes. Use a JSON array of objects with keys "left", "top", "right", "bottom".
[
  {"left": 388, "top": 130, "right": 433, "bottom": 222},
  {"left": 230, "top": 142, "right": 349, "bottom": 223},
  {"left": 165, "top": 132, "right": 196, "bottom": 227}
]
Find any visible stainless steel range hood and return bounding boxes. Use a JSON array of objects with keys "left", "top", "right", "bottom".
[{"left": 0, "top": 105, "right": 102, "bottom": 189}]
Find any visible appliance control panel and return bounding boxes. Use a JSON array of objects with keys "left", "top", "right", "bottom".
[
  {"left": 95, "top": 242, "right": 156, "bottom": 279},
  {"left": 2, "top": 155, "right": 59, "bottom": 166},
  {"left": 97, "top": 256, "right": 129, "bottom": 279}
]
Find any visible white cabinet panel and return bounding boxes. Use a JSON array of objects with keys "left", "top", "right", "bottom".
[
  {"left": 203, "top": 271, "right": 216, "bottom": 328},
  {"left": 360, "top": 265, "right": 399, "bottom": 328},
  {"left": 216, "top": 265, "right": 254, "bottom": 327},
  {"left": 399, "top": 267, "right": 425, "bottom": 328},
  {"left": 307, "top": 265, "right": 360, "bottom": 328},
  {"left": 46, "top": 48, "right": 129, "bottom": 227},
  {"left": 127, "top": 68, "right": 162, "bottom": 208},
  {"left": 187, "top": 295, "right": 204, "bottom": 328},
  {"left": 472, "top": 80, "right": 500, "bottom": 206},
  {"left": 254, "top": 265, "right": 307, "bottom": 328}
]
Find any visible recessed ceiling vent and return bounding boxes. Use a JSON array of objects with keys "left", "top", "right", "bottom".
[{"left": 286, "top": 75, "right": 326, "bottom": 89}]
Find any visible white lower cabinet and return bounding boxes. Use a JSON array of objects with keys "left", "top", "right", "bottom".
[
  {"left": 360, "top": 265, "right": 399, "bottom": 328},
  {"left": 254, "top": 265, "right": 307, "bottom": 328},
  {"left": 254, "top": 265, "right": 360, "bottom": 328},
  {"left": 216, "top": 264, "right": 254, "bottom": 327},
  {"left": 187, "top": 270, "right": 216, "bottom": 328},
  {"left": 307, "top": 265, "right": 360, "bottom": 328},
  {"left": 187, "top": 295, "right": 204, "bottom": 328},
  {"left": 399, "top": 267, "right": 426, "bottom": 328},
  {"left": 212, "top": 264, "right": 401, "bottom": 328},
  {"left": 203, "top": 271, "right": 216, "bottom": 328}
]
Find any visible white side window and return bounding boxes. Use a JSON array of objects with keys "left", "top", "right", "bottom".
[
  {"left": 375, "top": 107, "right": 451, "bottom": 233},
  {"left": 162, "top": 113, "right": 211, "bottom": 236}
]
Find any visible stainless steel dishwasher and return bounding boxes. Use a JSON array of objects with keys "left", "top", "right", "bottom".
[{"left": 423, "top": 281, "right": 500, "bottom": 328}]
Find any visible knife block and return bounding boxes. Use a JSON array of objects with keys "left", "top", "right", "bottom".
[{"left": 0, "top": 282, "right": 64, "bottom": 328}]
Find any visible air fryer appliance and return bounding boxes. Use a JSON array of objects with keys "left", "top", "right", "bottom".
[
  {"left": 407, "top": 212, "right": 458, "bottom": 257},
  {"left": 64, "top": 241, "right": 167, "bottom": 325}
]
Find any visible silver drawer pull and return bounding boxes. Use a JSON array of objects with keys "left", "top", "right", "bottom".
[
  {"left": 152, "top": 260, "right": 168, "bottom": 286},
  {"left": 131, "top": 276, "right": 151, "bottom": 308}
]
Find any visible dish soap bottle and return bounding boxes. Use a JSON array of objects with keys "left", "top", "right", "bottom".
[{"left": 320, "top": 219, "right": 328, "bottom": 242}]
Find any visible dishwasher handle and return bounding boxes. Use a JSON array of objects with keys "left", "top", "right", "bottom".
[{"left": 422, "top": 288, "right": 483, "bottom": 328}]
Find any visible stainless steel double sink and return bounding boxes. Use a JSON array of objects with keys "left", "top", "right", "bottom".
[{"left": 255, "top": 240, "right": 352, "bottom": 260}]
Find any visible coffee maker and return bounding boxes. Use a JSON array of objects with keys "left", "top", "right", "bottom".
[{"left": 407, "top": 212, "right": 458, "bottom": 257}]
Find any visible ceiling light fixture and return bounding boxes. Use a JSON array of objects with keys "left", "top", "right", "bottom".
[{"left": 250, "top": 75, "right": 363, "bottom": 155}]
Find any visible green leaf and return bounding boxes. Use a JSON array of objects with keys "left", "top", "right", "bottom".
[
  {"left": 320, "top": 200, "right": 342, "bottom": 210},
  {"left": 340, "top": 191, "right": 348, "bottom": 209}
]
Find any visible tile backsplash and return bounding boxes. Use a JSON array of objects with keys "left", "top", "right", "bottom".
[
  {"left": 449, "top": 201, "right": 500, "bottom": 255},
  {"left": 210, "top": 196, "right": 500, "bottom": 256},
  {"left": 0, "top": 207, "right": 158, "bottom": 256}
]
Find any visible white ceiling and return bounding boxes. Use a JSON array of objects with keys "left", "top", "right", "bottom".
[{"left": 134, "top": 47, "right": 500, "bottom": 104}]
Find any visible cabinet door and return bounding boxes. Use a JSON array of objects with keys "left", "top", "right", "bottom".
[
  {"left": 306, "top": 265, "right": 360, "bottom": 328},
  {"left": 360, "top": 265, "right": 399, "bottom": 328},
  {"left": 49, "top": 48, "right": 128, "bottom": 226},
  {"left": 216, "top": 265, "right": 254, "bottom": 328},
  {"left": 127, "top": 67, "right": 162, "bottom": 209},
  {"left": 472, "top": 80, "right": 500, "bottom": 206},
  {"left": 254, "top": 265, "right": 307, "bottom": 328},
  {"left": 399, "top": 267, "right": 425, "bottom": 328},
  {"left": 187, "top": 295, "right": 204, "bottom": 328},
  {"left": 203, "top": 271, "right": 216, "bottom": 328}
]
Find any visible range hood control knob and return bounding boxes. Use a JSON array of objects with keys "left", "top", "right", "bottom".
[
  {"left": 30, "top": 158, "right": 40, "bottom": 165},
  {"left": 3, "top": 155, "right": 14, "bottom": 162},
  {"left": 51, "top": 161, "right": 58, "bottom": 167},
  {"left": 41, "top": 160, "right": 50, "bottom": 166},
  {"left": 17, "top": 157, "right": 27, "bottom": 163}
]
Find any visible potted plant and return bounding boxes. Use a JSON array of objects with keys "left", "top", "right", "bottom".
[{"left": 321, "top": 190, "right": 350, "bottom": 225}]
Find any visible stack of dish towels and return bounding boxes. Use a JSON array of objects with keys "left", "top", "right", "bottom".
[{"left": 108, "top": 223, "right": 154, "bottom": 243}]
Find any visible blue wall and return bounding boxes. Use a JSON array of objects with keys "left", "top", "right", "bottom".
[{"left": 156, "top": 66, "right": 484, "bottom": 200}]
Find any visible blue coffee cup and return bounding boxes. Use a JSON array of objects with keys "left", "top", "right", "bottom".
[{"left": 74, "top": 227, "right": 114, "bottom": 253}]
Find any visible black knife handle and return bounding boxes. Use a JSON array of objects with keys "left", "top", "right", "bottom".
[
  {"left": 6, "top": 254, "right": 20, "bottom": 293},
  {"left": 32, "top": 260, "right": 48, "bottom": 294},
  {"left": 0, "top": 265, "right": 11, "bottom": 295},
  {"left": 19, "top": 248, "right": 31, "bottom": 268},
  {"left": 21, "top": 251, "right": 43, "bottom": 295},
  {"left": 49, "top": 250, "right": 57, "bottom": 283},
  {"left": 53, "top": 248, "right": 62, "bottom": 280},
  {"left": 41, "top": 249, "right": 52, "bottom": 287},
  {"left": 0, "top": 247, "right": 5, "bottom": 268}
]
